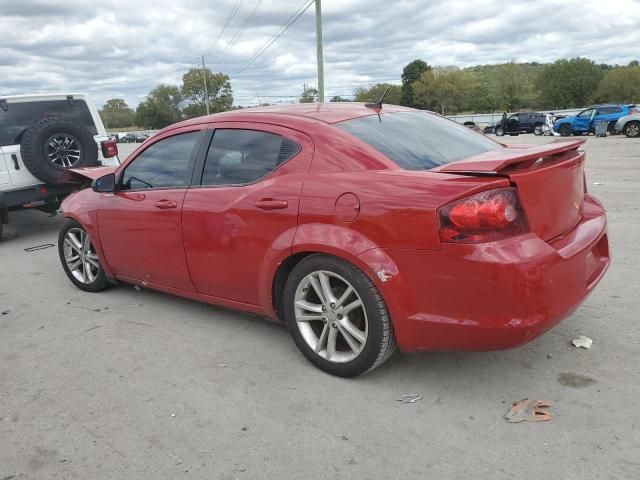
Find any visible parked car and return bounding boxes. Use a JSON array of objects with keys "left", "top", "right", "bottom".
[
  {"left": 0, "top": 93, "right": 119, "bottom": 239},
  {"left": 554, "top": 104, "right": 637, "bottom": 136},
  {"left": 121, "top": 132, "right": 147, "bottom": 143},
  {"left": 463, "top": 121, "right": 483, "bottom": 134},
  {"left": 58, "top": 103, "right": 610, "bottom": 377},
  {"left": 489, "top": 112, "right": 546, "bottom": 136},
  {"left": 614, "top": 112, "right": 640, "bottom": 138}
]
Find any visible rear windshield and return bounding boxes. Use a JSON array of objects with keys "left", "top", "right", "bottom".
[
  {"left": 336, "top": 111, "right": 501, "bottom": 170},
  {"left": 0, "top": 99, "right": 97, "bottom": 147}
]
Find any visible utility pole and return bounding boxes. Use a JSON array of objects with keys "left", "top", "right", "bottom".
[
  {"left": 202, "top": 55, "right": 210, "bottom": 115},
  {"left": 315, "top": 0, "right": 324, "bottom": 102}
]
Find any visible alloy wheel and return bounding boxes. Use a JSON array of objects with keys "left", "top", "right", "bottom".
[
  {"left": 294, "top": 270, "right": 368, "bottom": 363},
  {"left": 626, "top": 123, "right": 640, "bottom": 137},
  {"left": 45, "top": 133, "right": 82, "bottom": 168},
  {"left": 62, "top": 228, "right": 100, "bottom": 284}
]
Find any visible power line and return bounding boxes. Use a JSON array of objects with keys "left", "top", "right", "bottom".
[
  {"left": 230, "top": 0, "right": 314, "bottom": 79},
  {"left": 202, "top": 0, "right": 243, "bottom": 58},
  {"left": 211, "top": 0, "right": 264, "bottom": 68}
]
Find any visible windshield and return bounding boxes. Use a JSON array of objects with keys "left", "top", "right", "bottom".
[{"left": 336, "top": 111, "right": 501, "bottom": 170}]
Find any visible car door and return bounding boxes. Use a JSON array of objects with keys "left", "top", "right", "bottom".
[
  {"left": 96, "top": 128, "right": 204, "bottom": 291},
  {"left": 181, "top": 123, "right": 314, "bottom": 306},
  {"left": 0, "top": 148, "right": 11, "bottom": 185},
  {"left": 574, "top": 109, "right": 594, "bottom": 132}
]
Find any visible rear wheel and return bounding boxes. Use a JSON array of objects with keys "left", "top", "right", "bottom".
[
  {"left": 58, "top": 219, "right": 110, "bottom": 292},
  {"left": 284, "top": 255, "right": 396, "bottom": 377},
  {"left": 623, "top": 121, "right": 640, "bottom": 138},
  {"left": 533, "top": 124, "right": 543, "bottom": 136}
]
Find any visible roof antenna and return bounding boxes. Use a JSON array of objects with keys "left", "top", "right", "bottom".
[
  {"left": 365, "top": 86, "right": 390, "bottom": 110},
  {"left": 365, "top": 86, "right": 390, "bottom": 122}
]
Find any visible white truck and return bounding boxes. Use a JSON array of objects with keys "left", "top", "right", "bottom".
[{"left": 0, "top": 93, "right": 120, "bottom": 239}]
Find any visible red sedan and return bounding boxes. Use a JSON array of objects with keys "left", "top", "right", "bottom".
[{"left": 58, "top": 103, "right": 610, "bottom": 377}]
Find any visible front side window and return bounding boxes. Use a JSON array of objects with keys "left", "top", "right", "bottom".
[
  {"left": 578, "top": 109, "right": 594, "bottom": 118},
  {"left": 121, "top": 131, "right": 200, "bottom": 190},
  {"left": 336, "top": 111, "right": 501, "bottom": 170},
  {"left": 201, "top": 129, "right": 300, "bottom": 186},
  {"left": 0, "top": 99, "right": 98, "bottom": 147}
]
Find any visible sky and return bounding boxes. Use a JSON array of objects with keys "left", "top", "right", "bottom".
[{"left": 1, "top": 0, "right": 639, "bottom": 108}]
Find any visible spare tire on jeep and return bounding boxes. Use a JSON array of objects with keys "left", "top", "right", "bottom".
[{"left": 20, "top": 116, "right": 99, "bottom": 185}]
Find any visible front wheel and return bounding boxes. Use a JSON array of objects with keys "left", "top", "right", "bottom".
[
  {"left": 559, "top": 124, "right": 572, "bottom": 136},
  {"left": 495, "top": 126, "right": 504, "bottom": 136},
  {"left": 58, "top": 219, "right": 111, "bottom": 292},
  {"left": 284, "top": 255, "right": 396, "bottom": 377},
  {"left": 533, "top": 124, "right": 543, "bottom": 136},
  {"left": 623, "top": 121, "right": 640, "bottom": 138}
]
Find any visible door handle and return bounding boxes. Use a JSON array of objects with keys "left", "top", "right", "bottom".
[
  {"left": 254, "top": 199, "right": 288, "bottom": 210},
  {"left": 154, "top": 200, "right": 178, "bottom": 209}
]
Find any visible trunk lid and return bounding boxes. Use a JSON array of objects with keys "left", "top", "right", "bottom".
[{"left": 435, "top": 139, "right": 586, "bottom": 241}]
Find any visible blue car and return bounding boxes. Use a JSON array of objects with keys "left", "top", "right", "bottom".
[{"left": 554, "top": 105, "right": 636, "bottom": 136}]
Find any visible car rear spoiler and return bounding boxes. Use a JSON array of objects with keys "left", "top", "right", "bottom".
[{"left": 435, "top": 139, "right": 587, "bottom": 174}]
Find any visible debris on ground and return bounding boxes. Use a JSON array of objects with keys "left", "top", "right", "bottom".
[
  {"left": 1, "top": 310, "right": 9, "bottom": 315},
  {"left": 170, "top": 413, "right": 176, "bottom": 417},
  {"left": 572, "top": 335, "right": 593, "bottom": 349},
  {"left": 130, "top": 303, "right": 143, "bottom": 308},
  {"left": 504, "top": 399, "right": 552, "bottom": 423},
  {"left": 241, "top": 426, "right": 248, "bottom": 431},
  {"left": 396, "top": 394, "right": 423, "bottom": 404},
  {"left": 133, "top": 285, "right": 141, "bottom": 291},
  {"left": 218, "top": 363, "right": 228, "bottom": 368},
  {"left": 593, "top": 182, "right": 604, "bottom": 186},
  {"left": 557, "top": 372, "right": 596, "bottom": 388},
  {"left": 23, "top": 243, "right": 55, "bottom": 252}
]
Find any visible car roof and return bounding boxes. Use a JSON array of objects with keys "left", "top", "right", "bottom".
[{"left": 170, "top": 102, "right": 415, "bottom": 129}]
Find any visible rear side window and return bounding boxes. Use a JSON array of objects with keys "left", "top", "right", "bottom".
[
  {"left": 0, "top": 99, "right": 98, "bottom": 147},
  {"left": 201, "top": 129, "right": 300, "bottom": 185},
  {"left": 336, "top": 111, "right": 501, "bottom": 170},
  {"left": 121, "top": 131, "right": 200, "bottom": 190}
]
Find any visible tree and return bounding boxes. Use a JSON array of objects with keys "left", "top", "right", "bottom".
[
  {"left": 300, "top": 87, "right": 318, "bottom": 103},
  {"left": 135, "top": 85, "right": 183, "bottom": 129},
  {"left": 102, "top": 98, "right": 129, "bottom": 113},
  {"left": 181, "top": 67, "right": 233, "bottom": 118},
  {"left": 330, "top": 96, "right": 351, "bottom": 102},
  {"left": 596, "top": 65, "right": 640, "bottom": 103},
  {"left": 99, "top": 98, "right": 135, "bottom": 128},
  {"left": 412, "top": 67, "right": 475, "bottom": 114},
  {"left": 353, "top": 83, "right": 401, "bottom": 105},
  {"left": 401, "top": 60, "right": 431, "bottom": 107},
  {"left": 537, "top": 58, "right": 604, "bottom": 108},
  {"left": 494, "top": 61, "right": 529, "bottom": 111}
]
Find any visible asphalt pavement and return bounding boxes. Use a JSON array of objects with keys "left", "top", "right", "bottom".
[{"left": 1, "top": 134, "right": 639, "bottom": 479}]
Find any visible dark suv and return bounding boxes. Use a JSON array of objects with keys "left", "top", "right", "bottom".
[{"left": 491, "top": 112, "right": 546, "bottom": 136}]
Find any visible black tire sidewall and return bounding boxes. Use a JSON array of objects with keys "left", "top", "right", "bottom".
[
  {"left": 283, "top": 255, "right": 387, "bottom": 377},
  {"left": 624, "top": 121, "right": 640, "bottom": 138},
  {"left": 21, "top": 117, "right": 99, "bottom": 185},
  {"left": 58, "top": 219, "right": 109, "bottom": 292},
  {"left": 560, "top": 125, "right": 572, "bottom": 136},
  {"left": 495, "top": 127, "right": 504, "bottom": 136}
]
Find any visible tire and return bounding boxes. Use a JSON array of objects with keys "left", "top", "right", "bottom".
[
  {"left": 283, "top": 254, "right": 396, "bottom": 377},
  {"left": 623, "top": 121, "right": 640, "bottom": 138},
  {"left": 58, "top": 219, "right": 111, "bottom": 292},
  {"left": 559, "top": 124, "right": 572, "bottom": 136},
  {"left": 607, "top": 122, "right": 617, "bottom": 135},
  {"left": 495, "top": 126, "right": 504, "bottom": 136},
  {"left": 533, "top": 124, "right": 543, "bottom": 136},
  {"left": 21, "top": 117, "right": 99, "bottom": 185}
]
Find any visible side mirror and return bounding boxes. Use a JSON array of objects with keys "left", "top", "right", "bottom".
[{"left": 92, "top": 173, "right": 116, "bottom": 193}]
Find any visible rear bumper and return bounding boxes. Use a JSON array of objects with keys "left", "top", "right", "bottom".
[
  {"left": 364, "top": 197, "right": 610, "bottom": 352},
  {"left": 0, "top": 184, "right": 72, "bottom": 212}
]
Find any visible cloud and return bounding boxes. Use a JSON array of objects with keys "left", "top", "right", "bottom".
[{"left": 0, "top": 0, "right": 638, "bottom": 108}]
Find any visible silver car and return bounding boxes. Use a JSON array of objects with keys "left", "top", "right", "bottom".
[{"left": 615, "top": 112, "right": 640, "bottom": 138}]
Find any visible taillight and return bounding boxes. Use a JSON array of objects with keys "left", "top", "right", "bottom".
[
  {"left": 101, "top": 139, "right": 118, "bottom": 158},
  {"left": 438, "top": 187, "right": 528, "bottom": 243}
]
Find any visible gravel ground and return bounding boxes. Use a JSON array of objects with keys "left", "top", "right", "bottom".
[{"left": 1, "top": 134, "right": 639, "bottom": 479}]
